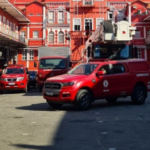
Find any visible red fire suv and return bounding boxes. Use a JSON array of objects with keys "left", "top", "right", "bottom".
[
  {"left": 0, "top": 64, "right": 30, "bottom": 93},
  {"left": 42, "top": 59, "right": 150, "bottom": 110}
]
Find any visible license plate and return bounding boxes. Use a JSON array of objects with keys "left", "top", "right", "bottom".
[
  {"left": 46, "top": 91, "right": 53, "bottom": 96},
  {"left": 8, "top": 83, "right": 15, "bottom": 85}
]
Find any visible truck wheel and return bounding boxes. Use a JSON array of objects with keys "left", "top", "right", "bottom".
[
  {"left": 131, "top": 85, "right": 146, "bottom": 105},
  {"left": 75, "top": 89, "right": 91, "bottom": 110},
  {"left": 46, "top": 101, "right": 62, "bottom": 109},
  {"left": 106, "top": 97, "right": 118, "bottom": 103},
  {"left": 39, "top": 86, "right": 43, "bottom": 92}
]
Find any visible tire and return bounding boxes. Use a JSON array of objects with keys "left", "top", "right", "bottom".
[
  {"left": 105, "top": 97, "right": 118, "bottom": 104},
  {"left": 46, "top": 101, "right": 62, "bottom": 109},
  {"left": 39, "top": 86, "right": 43, "bottom": 92},
  {"left": 75, "top": 89, "right": 91, "bottom": 110},
  {"left": 131, "top": 85, "right": 146, "bottom": 105}
]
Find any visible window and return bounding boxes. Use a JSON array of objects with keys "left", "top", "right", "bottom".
[
  {"left": 134, "top": 30, "right": 140, "bottom": 38},
  {"left": 48, "top": 11, "right": 54, "bottom": 23},
  {"left": 33, "top": 31, "right": 39, "bottom": 38},
  {"left": 20, "top": 31, "right": 26, "bottom": 37},
  {"left": 58, "top": 31, "right": 64, "bottom": 43},
  {"left": 29, "top": 50, "right": 34, "bottom": 60},
  {"left": 99, "top": 65, "right": 110, "bottom": 75},
  {"left": 49, "top": 31, "right": 54, "bottom": 43},
  {"left": 85, "top": 19, "right": 92, "bottom": 31},
  {"left": 108, "top": 11, "right": 114, "bottom": 21},
  {"left": 22, "top": 50, "right": 27, "bottom": 60},
  {"left": 10, "top": 22, "right": 12, "bottom": 30},
  {"left": 37, "top": 13, "right": 41, "bottom": 15},
  {"left": 67, "top": 12, "right": 70, "bottom": 23},
  {"left": 13, "top": 23, "right": 15, "bottom": 31},
  {"left": 111, "top": 64, "right": 125, "bottom": 74},
  {"left": 3, "top": 17, "right": 6, "bottom": 27},
  {"left": 117, "top": 11, "right": 124, "bottom": 22},
  {"left": 137, "top": 49, "right": 141, "bottom": 58},
  {"left": 73, "top": 18, "right": 81, "bottom": 31},
  {"left": 84, "top": 0, "right": 93, "bottom": 5},
  {"left": 58, "top": 11, "right": 64, "bottom": 23},
  {"left": 7, "top": 20, "right": 9, "bottom": 30},
  {"left": 16, "top": 26, "right": 18, "bottom": 33},
  {"left": 96, "top": 18, "right": 103, "bottom": 28},
  {"left": 29, "top": 13, "right": 34, "bottom": 16}
]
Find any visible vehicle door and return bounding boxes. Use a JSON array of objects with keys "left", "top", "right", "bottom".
[
  {"left": 109, "top": 63, "right": 132, "bottom": 97},
  {"left": 93, "top": 64, "right": 112, "bottom": 99}
]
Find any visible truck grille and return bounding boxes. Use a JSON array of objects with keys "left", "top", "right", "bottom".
[
  {"left": 7, "top": 78, "right": 16, "bottom": 82},
  {"left": 45, "top": 82, "right": 61, "bottom": 89}
]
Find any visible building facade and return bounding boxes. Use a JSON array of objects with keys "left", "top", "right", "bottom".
[
  {"left": 12, "top": 0, "right": 70, "bottom": 71},
  {"left": 1, "top": 0, "right": 150, "bottom": 72},
  {"left": 0, "top": 0, "right": 29, "bottom": 74}
]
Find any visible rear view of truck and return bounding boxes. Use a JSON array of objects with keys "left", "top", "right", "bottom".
[{"left": 37, "top": 47, "right": 70, "bottom": 92}]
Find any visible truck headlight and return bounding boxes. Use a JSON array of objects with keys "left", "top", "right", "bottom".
[
  {"left": 17, "top": 77, "right": 24, "bottom": 81},
  {"left": 63, "top": 82, "right": 74, "bottom": 87},
  {"left": 0, "top": 77, "right": 7, "bottom": 81}
]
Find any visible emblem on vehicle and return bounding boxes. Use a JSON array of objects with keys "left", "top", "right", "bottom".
[{"left": 103, "top": 80, "right": 109, "bottom": 87}]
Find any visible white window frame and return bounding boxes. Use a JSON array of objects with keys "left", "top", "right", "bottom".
[
  {"left": 73, "top": 18, "right": 81, "bottom": 31},
  {"left": 108, "top": 11, "right": 114, "bottom": 21},
  {"left": 58, "top": 31, "right": 64, "bottom": 43},
  {"left": 33, "top": 31, "right": 39, "bottom": 38},
  {"left": 48, "top": 11, "right": 55, "bottom": 23},
  {"left": 58, "top": 11, "right": 64, "bottom": 23},
  {"left": 29, "top": 50, "right": 34, "bottom": 60},
  {"left": 96, "top": 18, "right": 104, "bottom": 28},
  {"left": 84, "top": 18, "right": 93, "bottom": 31},
  {"left": 49, "top": 31, "right": 54, "bottom": 43},
  {"left": 67, "top": 12, "right": 70, "bottom": 23},
  {"left": 22, "top": 50, "right": 27, "bottom": 60}
]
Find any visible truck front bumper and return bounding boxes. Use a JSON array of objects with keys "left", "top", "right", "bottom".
[
  {"left": 0, "top": 81, "right": 26, "bottom": 91},
  {"left": 42, "top": 88, "right": 76, "bottom": 104}
]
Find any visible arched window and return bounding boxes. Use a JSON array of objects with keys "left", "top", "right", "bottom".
[
  {"left": 58, "top": 31, "right": 64, "bottom": 43},
  {"left": 49, "top": 31, "right": 54, "bottom": 43}
]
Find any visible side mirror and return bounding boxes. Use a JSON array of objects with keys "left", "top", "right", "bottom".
[
  {"left": 0, "top": 52, "right": 2, "bottom": 57},
  {"left": 34, "top": 62, "right": 37, "bottom": 67},
  {"left": 96, "top": 71, "right": 105, "bottom": 76}
]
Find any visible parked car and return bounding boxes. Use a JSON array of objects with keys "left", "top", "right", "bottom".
[
  {"left": 28, "top": 71, "right": 37, "bottom": 88},
  {"left": 0, "top": 64, "right": 30, "bottom": 93},
  {"left": 42, "top": 59, "right": 150, "bottom": 110}
]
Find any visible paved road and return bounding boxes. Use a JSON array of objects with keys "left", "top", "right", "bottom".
[{"left": 0, "top": 88, "right": 150, "bottom": 150}]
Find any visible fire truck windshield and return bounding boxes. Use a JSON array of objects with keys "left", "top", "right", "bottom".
[
  {"left": 92, "top": 44, "right": 132, "bottom": 60},
  {"left": 39, "top": 58, "right": 66, "bottom": 69}
]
